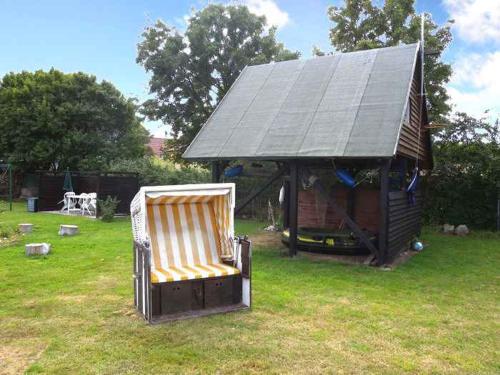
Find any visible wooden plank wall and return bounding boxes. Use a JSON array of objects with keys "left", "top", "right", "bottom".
[
  {"left": 397, "top": 78, "right": 428, "bottom": 162},
  {"left": 38, "top": 175, "right": 65, "bottom": 211},
  {"left": 386, "top": 190, "right": 423, "bottom": 261},
  {"left": 98, "top": 175, "right": 139, "bottom": 214}
]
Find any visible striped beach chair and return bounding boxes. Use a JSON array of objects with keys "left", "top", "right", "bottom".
[{"left": 131, "top": 183, "right": 251, "bottom": 323}]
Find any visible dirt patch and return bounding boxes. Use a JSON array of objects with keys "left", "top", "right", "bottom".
[
  {"left": 299, "top": 251, "right": 368, "bottom": 265},
  {"left": 249, "top": 230, "right": 285, "bottom": 249},
  {"left": 0, "top": 340, "right": 47, "bottom": 375},
  {"left": 388, "top": 250, "right": 417, "bottom": 268},
  {"left": 84, "top": 274, "right": 119, "bottom": 290},
  {"left": 300, "top": 248, "right": 417, "bottom": 268},
  {"left": 250, "top": 230, "right": 417, "bottom": 268},
  {"left": 56, "top": 294, "right": 89, "bottom": 303}
]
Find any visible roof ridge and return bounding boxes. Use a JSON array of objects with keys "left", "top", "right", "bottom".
[{"left": 244, "top": 42, "right": 419, "bottom": 70}]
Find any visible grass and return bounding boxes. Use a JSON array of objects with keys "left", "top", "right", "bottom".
[{"left": 0, "top": 202, "right": 499, "bottom": 374}]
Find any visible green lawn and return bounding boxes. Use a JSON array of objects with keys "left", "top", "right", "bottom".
[{"left": 0, "top": 203, "right": 499, "bottom": 374}]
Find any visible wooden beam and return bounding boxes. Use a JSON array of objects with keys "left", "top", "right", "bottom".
[
  {"left": 378, "top": 159, "right": 392, "bottom": 265},
  {"left": 288, "top": 161, "right": 299, "bottom": 256},
  {"left": 235, "top": 167, "right": 285, "bottom": 215},
  {"left": 328, "top": 199, "right": 379, "bottom": 257}
]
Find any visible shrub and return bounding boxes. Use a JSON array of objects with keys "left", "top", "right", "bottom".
[
  {"left": 98, "top": 196, "right": 120, "bottom": 222},
  {"left": 0, "top": 223, "right": 20, "bottom": 247},
  {"left": 107, "top": 157, "right": 210, "bottom": 186},
  {"left": 424, "top": 113, "right": 500, "bottom": 230}
]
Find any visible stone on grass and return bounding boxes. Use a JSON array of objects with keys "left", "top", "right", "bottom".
[
  {"left": 455, "top": 224, "right": 469, "bottom": 236},
  {"left": 26, "top": 243, "right": 51, "bottom": 256},
  {"left": 18, "top": 223, "right": 33, "bottom": 234},
  {"left": 443, "top": 224, "right": 455, "bottom": 234},
  {"left": 58, "top": 225, "right": 79, "bottom": 236}
]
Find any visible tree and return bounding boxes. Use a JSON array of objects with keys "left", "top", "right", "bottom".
[
  {"left": 0, "top": 69, "right": 148, "bottom": 172},
  {"left": 424, "top": 113, "right": 499, "bottom": 229},
  {"left": 328, "top": 0, "right": 453, "bottom": 122},
  {"left": 137, "top": 4, "right": 300, "bottom": 161}
]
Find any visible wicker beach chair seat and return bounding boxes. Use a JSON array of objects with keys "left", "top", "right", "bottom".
[{"left": 145, "top": 193, "right": 240, "bottom": 284}]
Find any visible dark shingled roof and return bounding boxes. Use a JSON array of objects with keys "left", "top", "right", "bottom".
[{"left": 183, "top": 43, "right": 420, "bottom": 160}]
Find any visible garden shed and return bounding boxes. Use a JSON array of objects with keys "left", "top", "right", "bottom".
[{"left": 183, "top": 43, "right": 432, "bottom": 265}]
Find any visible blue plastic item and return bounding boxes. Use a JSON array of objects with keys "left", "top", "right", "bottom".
[
  {"left": 406, "top": 168, "right": 419, "bottom": 205},
  {"left": 224, "top": 165, "right": 243, "bottom": 178},
  {"left": 335, "top": 169, "right": 356, "bottom": 188},
  {"left": 412, "top": 241, "right": 424, "bottom": 251},
  {"left": 406, "top": 168, "right": 419, "bottom": 193}
]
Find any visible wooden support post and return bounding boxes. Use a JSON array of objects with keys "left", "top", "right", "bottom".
[
  {"left": 378, "top": 159, "right": 391, "bottom": 265},
  {"left": 8, "top": 164, "right": 12, "bottom": 211},
  {"left": 347, "top": 188, "right": 355, "bottom": 219},
  {"left": 288, "top": 161, "right": 299, "bottom": 257},
  {"left": 211, "top": 161, "right": 221, "bottom": 183},
  {"left": 282, "top": 178, "right": 290, "bottom": 229}
]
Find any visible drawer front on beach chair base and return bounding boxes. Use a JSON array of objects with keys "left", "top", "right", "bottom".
[
  {"left": 151, "top": 275, "right": 242, "bottom": 317},
  {"left": 204, "top": 275, "right": 242, "bottom": 308},
  {"left": 133, "top": 239, "right": 251, "bottom": 323}
]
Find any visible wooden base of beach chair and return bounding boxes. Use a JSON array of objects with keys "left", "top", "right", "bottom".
[
  {"left": 149, "top": 303, "right": 249, "bottom": 324},
  {"left": 133, "top": 240, "right": 251, "bottom": 324},
  {"left": 148, "top": 275, "right": 243, "bottom": 318}
]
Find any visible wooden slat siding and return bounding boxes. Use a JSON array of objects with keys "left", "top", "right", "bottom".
[
  {"left": 289, "top": 161, "right": 299, "bottom": 256},
  {"left": 133, "top": 243, "right": 138, "bottom": 308},
  {"left": 378, "top": 160, "right": 391, "bottom": 264},
  {"left": 397, "top": 77, "right": 428, "bottom": 162},
  {"left": 386, "top": 190, "right": 423, "bottom": 261},
  {"left": 37, "top": 173, "right": 138, "bottom": 213},
  {"left": 240, "top": 239, "right": 251, "bottom": 279},
  {"left": 38, "top": 175, "right": 65, "bottom": 211},
  {"left": 98, "top": 175, "right": 139, "bottom": 214},
  {"left": 146, "top": 250, "right": 153, "bottom": 322},
  {"left": 74, "top": 176, "right": 99, "bottom": 196},
  {"left": 137, "top": 244, "right": 143, "bottom": 314},
  {"left": 151, "top": 285, "right": 161, "bottom": 316}
]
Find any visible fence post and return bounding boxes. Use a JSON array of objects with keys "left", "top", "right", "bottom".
[{"left": 8, "top": 164, "right": 12, "bottom": 211}]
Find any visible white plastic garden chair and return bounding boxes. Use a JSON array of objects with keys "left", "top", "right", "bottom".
[
  {"left": 59, "top": 192, "right": 77, "bottom": 214},
  {"left": 79, "top": 193, "right": 93, "bottom": 216},
  {"left": 88, "top": 193, "right": 97, "bottom": 215}
]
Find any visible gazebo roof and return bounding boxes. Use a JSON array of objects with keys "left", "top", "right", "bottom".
[{"left": 183, "top": 43, "right": 420, "bottom": 161}]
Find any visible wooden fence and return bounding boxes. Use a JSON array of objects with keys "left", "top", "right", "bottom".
[{"left": 37, "top": 171, "right": 139, "bottom": 215}]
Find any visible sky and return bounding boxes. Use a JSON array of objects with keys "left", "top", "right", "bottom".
[{"left": 0, "top": 0, "right": 499, "bottom": 138}]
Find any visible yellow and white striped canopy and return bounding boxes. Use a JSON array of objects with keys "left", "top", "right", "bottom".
[{"left": 144, "top": 189, "right": 238, "bottom": 283}]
